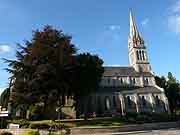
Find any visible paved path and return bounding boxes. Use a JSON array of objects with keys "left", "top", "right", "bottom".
[{"left": 88, "top": 128, "right": 180, "bottom": 135}]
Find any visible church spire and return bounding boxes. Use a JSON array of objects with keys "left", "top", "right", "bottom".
[
  {"left": 129, "top": 10, "right": 144, "bottom": 47},
  {"left": 129, "top": 10, "right": 139, "bottom": 38},
  {"left": 128, "top": 10, "right": 151, "bottom": 73}
]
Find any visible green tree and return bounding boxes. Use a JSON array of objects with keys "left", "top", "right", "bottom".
[
  {"left": 166, "top": 83, "right": 180, "bottom": 113},
  {"left": 167, "top": 72, "right": 177, "bottom": 84},
  {"left": 4, "top": 26, "right": 104, "bottom": 119},
  {"left": 0, "top": 88, "right": 10, "bottom": 108},
  {"left": 155, "top": 73, "right": 180, "bottom": 113},
  {"left": 5, "top": 26, "right": 77, "bottom": 117},
  {"left": 166, "top": 72, "right": 180, "bottom": 113},
  {"left": 155, "top": 76, "right": 167, "bottom": 89},
  {"left": 73, "top": 53, "right": 104, "bottom": 118}
]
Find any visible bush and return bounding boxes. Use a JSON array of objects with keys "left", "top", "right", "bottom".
[
  {"left": 29, "top": 123, "right": 50, "bottom": 129},
  {"left": 151, "top": 113, "right": 171, "bottom": 122},
  {"left": 27, "top": 130, "right": 40, "bottom": 135},
  {"left": 19, "top": 119, "right": 30, "bottom": 128},
  {"left": 135, "top": 114, "right": 152, "bottom": 123},
  {"left": 28, "top": 105, "right": 44, "bottom": 120},
  {"left": 126, "top": 112, "right": 138, "bottom": 118},
  {"left": 79, "top": 114, "right": 85, "bottom": 119},
  {"left": 0, "top": 119, "right": 8, "bottom": 129},
  {"left": 47, "top": 133, "right": 57, "bottom": 135},
  {"left": 0, "top": 132, "right": 13, "bottom": 135},
  {"left": 47, "top": 133, "right": 64, "bottom": 135},
  {"left": 127, "top": 117, "right": 136, "bottom": 123}
]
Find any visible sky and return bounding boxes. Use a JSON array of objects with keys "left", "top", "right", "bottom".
[{"left": 0, "top": 0, "right": 180, "bottom": 93}]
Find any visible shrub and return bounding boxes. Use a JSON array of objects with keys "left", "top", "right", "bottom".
[
  {"left": 135, "top": 114, "right": 152, "bottom": 123},
  {"left": 19, "top": 119, "right": 30, "bottom": 128},
  {"left": 29, "top": 123, "right": 50, "bottom": 129},
  {"left": 0, "top": 119, "right": 8, "bottom": 129},
  {"left": 126, "top": 112, "right": 138, "bottom": 118},
  {"left": 47, "top": 133, "right": 57, "bottom": 135},
  {"left": 47, "top": 133, "right": 64, "bottom": 135},
  {"left": 28, "top": 105, "right": 44, "bottom": 120},
  {"left": 0, "top": 132, "right": 13, "bottom": 135},
  {"left": 127, "top": 117, "right": 136, "bottom": 123},
  {"left": 27, "top": 130, "right": 40, "bottom": 135},
  {"left": 79, "top": 114, "right": 85, "bottom": 119}
]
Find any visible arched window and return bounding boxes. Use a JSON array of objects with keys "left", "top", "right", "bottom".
[
  {"left": 130, "top": 77, "right": 136, "bottom": 85},
  {"left": 105, "top": 96, "right": 111, "bottom": 110},
  {"left": 139, "top": 50, "right": 142, "bottom": 60},
  {"left": 133, "top": 78, "right": 136, "bottom": 84},
  {"left": 142, "top": 51, "right": 145, "bottom": 60},
  {"left": 107, "top": 78, "right": 110, "bottom": 84},
  {"left": 113, "top": 96, "right": 116, "bottom": 107},
  {"left": 145, "top": 78, "right": 149, "bottom": 85},
  {"left": 155, "top": 96, "right": 160, "bottom": 106},
  {"left": 136, "top": 50, "right": 139, "bottom": 60},
  {"left": 120, "top": 78, "right": 123, "bottom": 84},
  {"left": 142, "top": 96, "right": 146, "bottom": 107},
  {"left": 127, "top": 96, "right": 131, "bottom": 107},
  {"left": 113, "top": 79, "right": 116, "bottom": 86}
]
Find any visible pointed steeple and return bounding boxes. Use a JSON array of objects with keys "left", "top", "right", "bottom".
[
  {"left": 129, "top": 10, "right": 144, "bottom": 47},
  {"left": 129, "top": 10, "right": 139, "bottom": 38},
  {"left": 128, "top": 10, "right": 151, "bottom": 73}
]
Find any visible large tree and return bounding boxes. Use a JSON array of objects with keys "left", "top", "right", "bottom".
[
  {"left": 4, "top": 26, "right": 104, "bottom": 119},
  {"left": 5, "top": 26, "right": 77, "bottom": 115},
  {"left": 73, "top": 53, "right": 104, "bottom": 117},
  {"left": 155, "top": 72, "right": 180, "bottom": 113}
]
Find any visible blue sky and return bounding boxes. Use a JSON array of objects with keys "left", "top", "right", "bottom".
[{"left": 0, "top": 0, "right": 180, "bottom": 92}]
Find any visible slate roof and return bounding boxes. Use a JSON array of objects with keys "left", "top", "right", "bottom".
[
  {"left": 97, "top": 86, "right": 163, "bottom": 94},
  {"left": 97, "top": 86, "right": 141, "bottom": 92},
  {"left": 103, "top": 66, "right": 154, "bottom": 77},
  {"left": 121, "top": 86, "right": 163, "bottom": 94}
]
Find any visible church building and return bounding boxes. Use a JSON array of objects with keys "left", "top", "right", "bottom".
[
  {"left": 80, "top": 11, "right": 170, "bottom": 116},
  {"left": 8, "top": 11, "right": 170, "bottom": 119}
]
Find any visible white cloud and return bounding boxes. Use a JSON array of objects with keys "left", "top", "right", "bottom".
[
  {"left": 141, "top": 18, "right": 149, "bottom": 26},
  {"left": 168, "top": 15, "right": 180, "bottom": 33},
  {"left": 0, "top": 45, "right": 10, "bottom": 53},
  {"left": 167, "top": 1, "right": 180, "bottom": 34},
  {"left": 108, "top": 25, "right": 120, "bottom": 31},
  {"left": 96, "top": 25, "right": 121, "bottom": 46},
  {"left": 170, "top": 1, "right": 180, "bottom": 13}
]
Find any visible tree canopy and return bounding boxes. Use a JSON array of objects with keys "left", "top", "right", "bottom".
[
  {"left": 155, "top": 72, "right": 180, "bottom": 113},
  {"left": 0, "top": 88, "right": 10, "bottom": 108},
  {"left": 4, "top": 25, "right": 104, "bottom": 118}
]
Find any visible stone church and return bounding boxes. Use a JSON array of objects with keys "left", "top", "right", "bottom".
[
  {"left": 8, "top": 11, "right": 170, "bottom": 119},
  {"left": 79, "top": 11, "right": 170, "bottom": 117}
]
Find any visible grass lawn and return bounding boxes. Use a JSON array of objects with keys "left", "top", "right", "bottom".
[
  {"left": 70, "top": 117, "right": 126, "bottom": 128},
  {"left": 8, "top": 117, "right": 127, "bottom": 128},
  {"left": 7, "top": 113, "right": 178, "bottom": 129}
]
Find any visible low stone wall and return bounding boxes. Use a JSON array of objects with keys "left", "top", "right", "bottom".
[{"left": 70, "top": 121, "right": 180, "bottom": 135}]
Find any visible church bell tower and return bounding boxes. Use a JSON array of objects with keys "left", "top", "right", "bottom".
[{"left": 128, "top": 11, "right": 151, "bottom": 73}]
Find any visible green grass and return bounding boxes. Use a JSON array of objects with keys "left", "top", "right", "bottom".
[
  {"left": 28, "top": 117, "right": 126, "bottom": 128},
  {"left": 74, "top": 117, "right": 126, "bottom": 128},
  {"left": 7, "top": 117, "right": 126, "bottom": 128}
]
